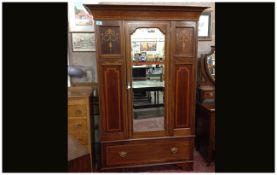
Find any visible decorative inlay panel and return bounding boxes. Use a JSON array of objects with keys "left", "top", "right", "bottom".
[
  {"left": 175, "top": 27, "right": 194, "bottom": 56},
  {"left": 100, "top": 26, "right": 121, "bottom": 54},
  {"left": 102, "top": 65, "right": 123, "bottom": 132},
  {"left": 174, "top": 64, "right": 192, "bottom": 128}
]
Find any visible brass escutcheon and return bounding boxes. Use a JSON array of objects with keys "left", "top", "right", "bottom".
[
  {"left": 170, "top": 147, "right": 178, "bottom": 154},
  {"left": 119, "top": 151, "right": 127, "bottom": 157}
]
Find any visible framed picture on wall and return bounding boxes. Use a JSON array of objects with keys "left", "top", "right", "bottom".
[
  {"left": 72, "top": 32, "right": 96, "bottom": 51},
  {"left": 140, "top": 42, "right": 157, "bottom": 51},
  {"left": 198, "top": 11, "right": 212, "bottom": 41},
  {"left": 69, "top": 2, "right": 94, "bottom": 31},
  {"left": 147, "top": 42, "right": 157, "bottom": 51}
]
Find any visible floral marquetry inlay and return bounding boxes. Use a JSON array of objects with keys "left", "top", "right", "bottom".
[
  {"left": 175, "top": 27, "right": 194, "bottom": 56},
  {"left": 177, "top": 29, "right": 192, "bottom": 50},
  {"left": 100, "top": 27, "right": 121, "bottom": 54}
]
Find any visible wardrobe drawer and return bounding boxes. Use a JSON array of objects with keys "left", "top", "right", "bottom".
[
  {"left": 68, "top": 104, "right": 87, "bottom": 118},
  {"left": 103, "top": 139, "right": 193, "bottom": 167}
]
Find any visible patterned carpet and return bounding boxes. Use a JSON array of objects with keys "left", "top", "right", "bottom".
[
  {"left": 192, "top": 150, "right": 215, "bottom": 172},
  {"left": 133, "top": 117, "right": 164, "bottom": 132}
]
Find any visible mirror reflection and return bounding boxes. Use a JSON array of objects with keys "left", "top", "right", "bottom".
[
  {"left": 131, "top": 28, "right": 165, "bottom": 132},
  {"left": 207, "top": 48, "right": 215, "bottom": 80}
]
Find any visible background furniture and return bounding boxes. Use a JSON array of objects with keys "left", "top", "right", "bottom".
[
  {"left": 196, "top": 103, "right": 215, "bottom": 165},
  {"left": 86, "top": 4, "right": 206, "bottom": 171},
  {"left": 132, "top": 65, "right": 163, "bottom": 105},
  {"left": 196, "top": 46, "right": 215, "bottom": 165},
  {"left": 132, "top": 66, "right": 147, "bottom": 80},
  {"left": 68, "top": 135, "right": 91, "bottom": 172},
  {"left": 68, "top": 86, "right": 93, "bottom": 171},
  {"left": 132, "top": 80, "right": 164, "bottom": 109}
]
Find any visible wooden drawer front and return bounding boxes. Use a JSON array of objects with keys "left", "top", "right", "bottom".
[
  {"left": 68, "top": 98, "right": 87, "bottom": 105},
  {"left": 68, "top": 131, "right": 89, "bottom": 145},
  {"left": 68, "top": 118, "right": 88, "bottom": 132},
  {"left": 68, "top": 119, "right": 88, "bottom": 145},
  {"left": 68, "top": 104, "right": 87, "bottom": 118},
  {"left": 203, "top": 91, "right": 214, "bottom": 99},
  {"left": 104, "top": 139, "right": 192, "bottom": 166}
]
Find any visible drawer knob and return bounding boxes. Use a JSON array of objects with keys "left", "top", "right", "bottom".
[
  {"left": 170, "top": 147, "right": 178, "bottom": 154},
  {"left": 75, "top": 123, "right": 82, "bottom": 128},
  {"left": 75, "top": 110, "right": 82, "bottom": 115},
  {"left": 119, "top": 151, "right": 128, "bottom": 158}
]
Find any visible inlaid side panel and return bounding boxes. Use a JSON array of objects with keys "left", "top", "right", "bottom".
[
  {"left": 96, "top": 20, "right": 127, "bottom": 141},
  {"left": 174, "top": 64, "right": 193, "bottom": 129},
  {"left": 99, "top": 26, "right": 121, "bottom": 54},
  {"left": 175, "top": 27, "right": 194, "bottom": 57},
  {"left": 102, "top": 65, "right": 124, "bottom": 133}
]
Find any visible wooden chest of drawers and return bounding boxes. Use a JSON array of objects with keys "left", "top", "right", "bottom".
[
  {"left": 68, "top": 98, "right": 88, "bottom": 118},
  {"left": 68, "top": 87, "right": 93, "bottom": 170},
  {"left": 196, "top": 103, "right": 215, "bottom": 165},
  {"left": 101, "top": 138, "right": 193, "bottom": 170},
  {"left": 197, "top": 86, "right": 215, "bottom": 103},
  {"left": 68, "top": 118, "right": 89, "bottom": 145}
]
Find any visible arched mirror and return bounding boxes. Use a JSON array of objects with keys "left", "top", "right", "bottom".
[{"left": 130, "top": 28, "right": 166, "bottom": 133}]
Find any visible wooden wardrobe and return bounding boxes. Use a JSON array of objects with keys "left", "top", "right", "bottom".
[{"left": 85, "top": 4, "right": 206, "bottom": 171}]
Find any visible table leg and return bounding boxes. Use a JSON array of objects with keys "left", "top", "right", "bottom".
[{"left": 154, "top": 91, "right": 156, "bottom": 104}]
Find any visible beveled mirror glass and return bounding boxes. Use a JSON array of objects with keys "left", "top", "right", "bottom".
[{"left": 130, "top": 28, "right": 165, "bottom": 132}]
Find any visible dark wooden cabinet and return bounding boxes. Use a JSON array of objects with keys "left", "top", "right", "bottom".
[
  {"left": 196, "top": 46, "right": 215, "bottom": 165},
  {"left": 86, "top": 4, "right": 206, "bottom": 171},
  {"left": 196, "top": 103, "right": 215, "bottom": 165}
]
